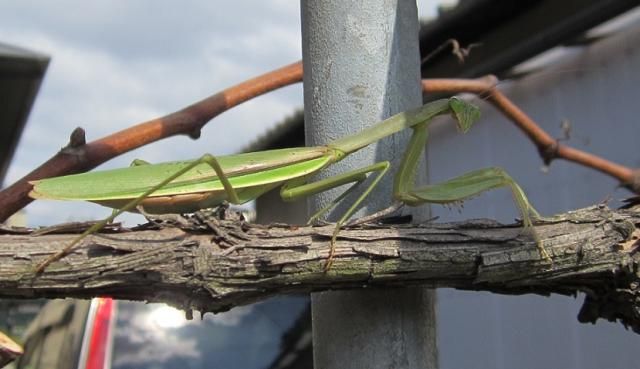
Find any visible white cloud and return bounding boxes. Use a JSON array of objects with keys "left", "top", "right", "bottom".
[
  {"left": 1, "top": 2, "right": 303, "bottom": 226},
  {"left": 4, "top": 1, "right": 442, "bottom": 227}
]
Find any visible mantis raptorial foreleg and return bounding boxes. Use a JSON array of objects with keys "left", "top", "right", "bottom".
[
  {"left": 393, "top": 121, "right": 550, "bottom": 261},
  {"left": 282, "top": 162, "right": 390, "bottom": 269},
  {"left": 35, "top": 153, "right": 241, "bottom": 273}
]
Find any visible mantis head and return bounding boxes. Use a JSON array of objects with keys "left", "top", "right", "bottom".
[{"left": 449, "top": 97, "right": 481, "bottom": 134}]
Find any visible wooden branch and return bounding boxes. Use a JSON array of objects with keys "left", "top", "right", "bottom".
[{"left": 1, "top": 206, "right": 639, "bottom": 333}]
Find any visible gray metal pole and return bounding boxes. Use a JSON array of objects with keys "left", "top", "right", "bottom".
[{"left": 301, "top": 1, "right": 438, "bottom": 368}]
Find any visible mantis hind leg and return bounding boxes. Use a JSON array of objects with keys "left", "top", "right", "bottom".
[
  {"left": 281, "top": 161, "right": 390, "bottom": 270},
  {"left": 107, "top": 159, "right": 152, "bottom": 218},
  {"left": 130, "top": 159, "right": 151, "bottom": 166},
  {"left": 35, "top": 153, "right": 240, "bottom": 273}
]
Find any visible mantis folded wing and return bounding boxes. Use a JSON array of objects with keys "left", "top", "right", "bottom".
[{"left": 30, "top": 97, "right": 548, "bottom": 272}]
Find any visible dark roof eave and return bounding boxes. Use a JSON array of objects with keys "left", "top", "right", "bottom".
[{"left": 0, "top": 43, "right": 50, "bottom": 186}]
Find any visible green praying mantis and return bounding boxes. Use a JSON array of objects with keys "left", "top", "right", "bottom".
[{"left": 30, "top": 97, "right": 549, "bottom": 272}]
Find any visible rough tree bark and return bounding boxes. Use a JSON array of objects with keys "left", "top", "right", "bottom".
[{"left": 0, "top": 205, "right": 638, "bottom": 332}]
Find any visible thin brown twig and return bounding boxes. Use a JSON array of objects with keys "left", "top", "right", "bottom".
[
  {"left": 0, "top": 61, "right": 304, "bottom": 222},
  {"left": 1, "top": 63, "right": 636, "bottom": 222},
  {"left": 420, "top": 39, "right": 481, "bottom": 66},
  {"left": 422, "top": 76, "right": 636, "bottom": 190}
]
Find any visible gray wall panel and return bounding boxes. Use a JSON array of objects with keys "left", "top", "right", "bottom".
[{"left": 433, "top": 18, "right": 640, "bottom": 369}]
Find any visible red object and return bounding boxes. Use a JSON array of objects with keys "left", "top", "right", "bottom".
[{"left": 85, "top": 298, "right": 114, "bottom": 369}]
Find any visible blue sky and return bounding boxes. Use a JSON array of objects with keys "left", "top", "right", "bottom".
[{"left": 1, "top": 1, "right": 445, "bottom": 226}]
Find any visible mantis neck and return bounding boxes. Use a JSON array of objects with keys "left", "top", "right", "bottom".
[{"left": 328, "top": 98, "right": 452, "bottom": 155}]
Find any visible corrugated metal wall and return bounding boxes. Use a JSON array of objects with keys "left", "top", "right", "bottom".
[{"left": 432, "top": 18, "right": 640, "bottom": 369}]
